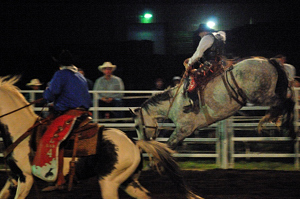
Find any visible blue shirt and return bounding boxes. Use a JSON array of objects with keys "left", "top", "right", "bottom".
[{"left": 44, "top": 69, "right": 92, "bottom": 111}]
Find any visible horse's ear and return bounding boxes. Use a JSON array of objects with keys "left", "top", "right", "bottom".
[
  {"left": 129, "top": 108, "right": 140, "bottom": 116},
  {"left": 129, "top": 108, "right": 135, "bottom": 116}
]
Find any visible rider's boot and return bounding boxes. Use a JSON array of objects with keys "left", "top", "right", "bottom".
[{"left": 183, "top": 91, "right": 200, "bottom": 114}]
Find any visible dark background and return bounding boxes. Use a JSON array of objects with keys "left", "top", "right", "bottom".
[{"left": 1, "top": 0, "right": 299, "bottom": 90}]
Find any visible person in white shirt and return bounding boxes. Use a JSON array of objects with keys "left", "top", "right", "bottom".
[
  {"left": 188, "top": 25, "right": 226, "bottom": 67},
  {"left": 93, "top": 62, "right": 125, "bottom": 118},
  {"left": 183, "top": 24, "right": 226, "bottom": 113}
]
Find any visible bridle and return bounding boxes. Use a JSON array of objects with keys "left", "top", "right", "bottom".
[
  {"left": 138, "top": 108, "right": 158, "bottom": 140},
  {"left": 138, "top": 83, "right": 183, "bottom": 140}
]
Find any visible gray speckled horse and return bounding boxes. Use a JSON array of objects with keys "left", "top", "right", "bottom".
[{"left": 132, "top": 58, "right": 295, "bottom": 149}]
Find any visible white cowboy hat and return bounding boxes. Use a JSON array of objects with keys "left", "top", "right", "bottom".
[
  {"left": 26, "top": 79, "right": 43, "bottom": 86},
  {"left": 98, "top": 62, "right": 116, "bottom": 72}
]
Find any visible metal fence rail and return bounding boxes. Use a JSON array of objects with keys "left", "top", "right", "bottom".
[{"left": 0, "top": 89, "right": 299, "bottom": 169}]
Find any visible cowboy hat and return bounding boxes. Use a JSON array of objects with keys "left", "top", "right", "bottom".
[
  {"left": 26, "top": 79, "right": 43, "bottom": 86},
  {"left": 52, "top": 50, "right": 74, "bottom": 66},
  {"left": 172, "top": 76, "right": 181, "bottom": 81},
  {"left": 98, "top": 62, "right": 117, "bottom": 72},
  {"left": 196, "top": 24, "right": 215, "bottom": 33}
]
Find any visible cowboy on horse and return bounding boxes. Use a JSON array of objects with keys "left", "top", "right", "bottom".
[
  {"left": 184, "top": 24, "right": 226, "bottom": 113},
  {"left": 31, "top": 50, "right": 92, "bottom": 190}
]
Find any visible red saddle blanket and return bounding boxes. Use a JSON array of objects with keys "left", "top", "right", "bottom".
[{"left": 31, "top": 114, "right": 77, "bottom": 182}]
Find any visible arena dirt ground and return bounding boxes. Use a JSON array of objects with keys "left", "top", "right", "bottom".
[{"left": 1, "top": 169, "right": 300, "bottom": 199}]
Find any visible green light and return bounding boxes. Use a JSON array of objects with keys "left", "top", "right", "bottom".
[{"left": 140, "top": 12, "right": 153, "bottom": 23}]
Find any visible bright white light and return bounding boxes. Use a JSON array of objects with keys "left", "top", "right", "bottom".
[
  {"left": 144, "top": 13, "right": 153, "bottom": 19},
  {"left": 207, "top": 21, "right": 216, "bottom": 29}
]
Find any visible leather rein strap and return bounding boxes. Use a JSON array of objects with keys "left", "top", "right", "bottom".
[
  {"left": 0, "top": 98, "right": 47, "bottom": 158},
  {"left": 3, "top": 117, "right": 50, "bottom": 158},
  {"left": 0, "top": 98, "right": 44, "bottom": 119}
]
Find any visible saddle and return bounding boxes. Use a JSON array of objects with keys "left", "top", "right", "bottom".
[
  {"left": 183, "top": 58, "right": 233, "bottom": 118},
  {"left": 30, "top": 109, "right": 102, "bottom": 190}
]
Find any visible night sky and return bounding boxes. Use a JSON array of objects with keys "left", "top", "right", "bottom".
[{"left": 1, "top": 1, "right": 299, "bottom": 90}]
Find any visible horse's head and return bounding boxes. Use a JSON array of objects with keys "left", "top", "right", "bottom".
[{"left": 130, "top": 108, "right": 158, "bottom": 140}]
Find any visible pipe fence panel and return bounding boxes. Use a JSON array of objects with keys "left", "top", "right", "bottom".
[{"left": 0, "top": 89, "right": 299, "bottom": 169}]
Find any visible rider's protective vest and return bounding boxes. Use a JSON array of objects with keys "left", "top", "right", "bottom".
[{"left": 201, "top": 33, "right": 225, "bottom": 63}]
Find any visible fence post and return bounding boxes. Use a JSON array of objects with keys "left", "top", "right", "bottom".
[
  {"left": 92, "top": 92, "right": 99, "bottom": 123},
  {"left": 227, "top": 118, "right": 234, "bottom": 168},
  {"left": 215, "top": 122, "right": 221, "bottom": 167},
  {"left": 295, "top": 138, "right": 299, "bottom": 169},
  {"left": 218, "top": 119, "right": 229, "bottom": 169}
]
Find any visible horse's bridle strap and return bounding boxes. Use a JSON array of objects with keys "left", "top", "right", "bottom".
[{"left": 139, "top": 108, "right": 158, "bottom": 140}]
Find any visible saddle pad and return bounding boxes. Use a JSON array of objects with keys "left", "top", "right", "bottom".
[{"left": 31, "top": 114, "right": 77, "bottom": 182}]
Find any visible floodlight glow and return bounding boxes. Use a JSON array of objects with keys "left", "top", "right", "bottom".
[
  {"left": 140, "top": 12, "right": 153, "bottom": 23},
  {"left": 207, "top": 21, "right": 216, "bottom": 29},
  {"left": 144, "top": 13, "right": 153, "bottom": 19}
]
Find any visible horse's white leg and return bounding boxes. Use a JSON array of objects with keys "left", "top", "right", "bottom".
[
  {"left": 98, "top": 147, "right": 141, "bottom": 199},
  {"left": 123, "top": 172, "right": 151, "bottom": 199},
  {"left": 11, "top": 145, "right": 34, "bottom": 199},
  {"left": 99, "top": 180, "right": 119, "bottom": 199},
  {"left": 14, "top": 174, "right": 34, "bottom": 199},
  {"left": 124, "top": 180, "right": 151, "bottom": 199},
  {"left": 0, "top": 180, "right": 13, "bottom": 199}
]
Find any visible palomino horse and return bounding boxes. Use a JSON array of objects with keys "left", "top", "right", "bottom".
[
  {"left": 0, "top": 76, "right": 202, "bottom": 199},
  {"left": 132, "top": 58, "right": 295, "bottom": 149}
]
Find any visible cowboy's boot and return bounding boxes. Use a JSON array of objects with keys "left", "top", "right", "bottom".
[
  {"left": 183, "top": 91, "right": 200, "bottom": 114},
  {"left": 183, "top": 99, "right": 200, "bottom": 114}
]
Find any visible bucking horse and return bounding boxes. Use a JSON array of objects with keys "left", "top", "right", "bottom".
[{"left": 131, "top": 57, "right": 295, "bottom": 149}]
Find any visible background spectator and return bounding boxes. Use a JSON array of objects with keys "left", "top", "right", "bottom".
[
  {"left": 153, "top": 78, "right": 166, "bottom": 91},
  {"left": 172, "top": 76, "right": 181, "bottom": 87},
  {"left": 93, "top": 62, "right": 124, "bottom": 118},
  {"left": 24, "top": 78, "right": 45, "bottom": 116}
]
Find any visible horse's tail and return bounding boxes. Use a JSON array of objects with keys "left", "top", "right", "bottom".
[
  {"left": 258, "top": 59, "right": 295, "bottom": 139},
  {"left": 136, "top": 140, "right": 203, "bottom": 199}
]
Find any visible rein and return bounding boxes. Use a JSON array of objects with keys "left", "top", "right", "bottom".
[
  {"left": 139, "top": 69, "right": 187, "bottom": 140},
  {"left": 0, "top": 98, "right": 47, "bottom": 158},
  {"left": 3, "top": 117, "right": 50, "bottom": 158},
  {"left": 0, "top": 98, "right": 45, "bottom": 119}
]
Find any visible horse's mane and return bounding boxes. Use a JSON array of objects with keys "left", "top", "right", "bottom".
[
  {"left": 0, "top": 76, "right": 29, "bottom": 105},
  {"left": 141, "top": 88, "right": 174, "bottom": 112},
  {"left": 0, "top": 76, "right": 21, "bottom": 92}
]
